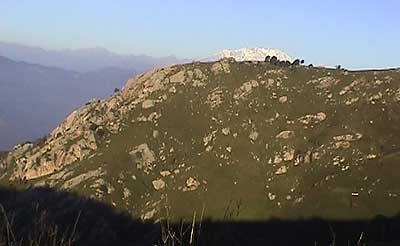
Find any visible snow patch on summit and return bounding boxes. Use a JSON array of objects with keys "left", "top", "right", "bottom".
[{"left": 204, "top": 48, "right": 293, "bottom": 62}]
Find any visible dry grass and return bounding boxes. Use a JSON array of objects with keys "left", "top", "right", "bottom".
[{"left": 0, "top": 203, "right": 80, "bottom": 246}]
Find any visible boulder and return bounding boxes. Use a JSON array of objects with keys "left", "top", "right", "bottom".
[
  {"left": 170, "top": 70, "right": 186, "bottom": 83},
  {"left": 249, "top": 131, "right": 259, "bottom": 142},
  {"left": 152, "top": 179, "right": 166, "bottom": 190},
  {"left": 221, "top": 127, "right": 231, "bottom": 136},
  {"left": 276, "top": 130, "right": 295, "bottom": 139},
  {"left": 184, "top": 177, "right": 200, "bottom": 191},
  {"left": 142, "top": 99, "right": 155, "bottom": 109},
  {"left": 275, "top": 166, "right": 288, "bottom": 175},
  {"left": 129, "top": 144, "right": 156, "bottom": 173},
  {"left": 278, "top": 96, "right": 288, "bottom": 103}
]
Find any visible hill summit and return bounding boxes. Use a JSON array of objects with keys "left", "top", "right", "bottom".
[{"left": 1, "top": 58, "right": 400, "bottom": 223}]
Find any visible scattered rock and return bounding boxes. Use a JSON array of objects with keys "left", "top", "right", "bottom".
[
  {"left": 123, "top": 188, "right": 131, "bottom": 199},
  {"left": 206, "top": 88, "right": 224, "bottom": 109},
  {"left": 169, "top": 70, "right": 186, "bottom": 83},
  {"left": 275, "top": 165, "right": 288, "bottom": 175},
  {"left": 294, "top": 154, "right": 303, "bottom": 166},
  {"left": 249, "top": 131, "right": 259, "bottom": 142},
  {"left": 152, "top": 178, "right": 166, "bottom": 190},
  {"left": 160, "top": 170, "right": 171, "bottom": 177},
  {"left": 142, "top": 99, "right": 155, "bottom": 109},
  {"left": 304, "top": 151, "right": 312, "bottom": 164},
  {"left": 276, "top": 130, "right": 295, "bottom": 139},
  {"left": 233, "top": 80, "right": 259, "bottom": 100},
  {"left": 345, "top": 97, "right": 359, "bottom": 105},
  {"left": 203, "top": 132, "right": 215, "bottom": 146},
  {"left": 274, "top": 154, "right": 283, "bottom": 164},
  {"left": 205, "top": 146, "right": 213, "bottom": 152},
  {"left": 278, "top": 96, "right": 288, "bottom": 103},
  {"left": 333, "top": 133, "right": 363, "bottom": 142},
  {"left": 222, "top": 127, "right": 231, "bottom": 136},
  {"left": 169, "top": 86, "right": 177, "bottom": 93},
  {"left": 61, "top": 168, "right": 105, "bottom": 190},
  {"left": 211, "top": 60, "right": 230, "bottom": 75},
  {"left": 299, "top": 112, "right": 327, "bottom": 125},
  {"left": 394, "top": 89, "right": 400, "bottom": 102},
  {"left": 334, "top": 141, "right": 351, "bottom": 149},
  {"left": 283, "top": 148, "right": 295, "bottom": 161},
  {"left": 141, "top": 208, "right": 157, "bottom": 220},
  {"left": 308, "top": 76, "right": 338, "bottom": 89},
  {"left": 184, "top": 177, "right": 200, "bottom": 191},
  {"left": 268, "top": 192, "right": 276, "bottom": 201},
  {"left": 129, "top": 144, "right": 156, "bottom": 174},
  {"left": 294, "top": 196, "right": 304, "bottom": 204}
]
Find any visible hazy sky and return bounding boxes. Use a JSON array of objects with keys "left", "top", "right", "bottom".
[{"left": 1, "top": 0, "right": 399, "bottom": 68}]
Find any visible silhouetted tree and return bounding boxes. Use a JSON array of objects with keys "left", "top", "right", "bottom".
[
  {"left": 292, "top": 59, "right": 300, "bottom": 66},
  {"left": 114, "top": 88, "right": 120, "bottom": 93},
  {"left": 336, "top": 65, "right": 341, "bottom": 70},
  {"left": 270, "top": 56, "right": 278, "bottom": 65},
  {"left": 279, "top": 60, "right": 287, "bottom": 67},
  {"left": 265, "top": 56, "right": 271, "bottom": 62},
  {"left": 300, "top": 59, "right": 305, "bottom": 64},
  {"left": 308, "top": 64, "right": 314, "bottom": 68}
]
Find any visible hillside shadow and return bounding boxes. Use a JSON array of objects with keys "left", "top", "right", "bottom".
[{"left": 1, "top": 186, "right": 400, "bottom": 246}]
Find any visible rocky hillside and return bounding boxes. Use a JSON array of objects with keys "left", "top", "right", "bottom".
[{"left": 1, "top": 59, "right": 400, "bottom": 223}]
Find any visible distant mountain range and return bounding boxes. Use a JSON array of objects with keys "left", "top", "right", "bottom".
[
  {"left": 0, "top": 42, "right": 191, "bottom": 150},
  {"left": 0, "top": 55, "right": 137, "bottom": 150},
  {"left": 0, "top": 42, "right": 184, "bottom": 73}
]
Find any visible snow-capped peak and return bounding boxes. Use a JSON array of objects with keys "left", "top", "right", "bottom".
[{"left": 206, "top": 48, "right": 293, "bottom": 62}]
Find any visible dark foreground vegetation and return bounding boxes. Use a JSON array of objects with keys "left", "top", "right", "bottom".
[{"left": 1, "top": 187, "right": 400, "bottom": 246}]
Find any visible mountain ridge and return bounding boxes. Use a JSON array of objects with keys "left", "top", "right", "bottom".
[{"left": 0, "top": 41, "right": 186, "bottom": 73}]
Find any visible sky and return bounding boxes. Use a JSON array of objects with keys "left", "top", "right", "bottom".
[{"left": 0, "top": 0, "right": 399, "bottom": 69}]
